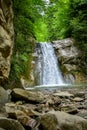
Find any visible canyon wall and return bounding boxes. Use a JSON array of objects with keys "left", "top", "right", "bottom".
[
  {"left": 52, "top": 38, "right": 87, "bottom": 83},
  {"left": 0, "top": 0, "right": 14, "bottom": 83}
]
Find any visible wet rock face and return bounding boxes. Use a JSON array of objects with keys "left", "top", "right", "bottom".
[
  {"left": 0, "top": 0, "right": 14, "bottom": 83},
  {"left": 52, "top": 38, "right": 86, "bottom": 83}
]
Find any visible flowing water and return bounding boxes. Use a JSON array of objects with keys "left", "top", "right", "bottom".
[
  {"left": 25, "top": 42, "right": 86, "bottom": 90},
  {"left": 36, "top": 42, "right": 64, "bottom": 85}
]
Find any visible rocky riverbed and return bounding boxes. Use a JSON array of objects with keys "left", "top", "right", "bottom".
[{"left": 0, "top": 86, "right": 87, "bottom": 130}]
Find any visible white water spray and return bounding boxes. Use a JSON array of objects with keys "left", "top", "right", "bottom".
[{"left": 39, "top": 42, "right": 64, "bottom": 85}]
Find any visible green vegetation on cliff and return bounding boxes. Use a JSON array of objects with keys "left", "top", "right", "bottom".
[
  {"left": 46, "top": 0, "right": 87, "bottom": 60},
  {"left": 10, "top": 0, "right": 45, "bottom": 82},
  {"left": 10, "top": 0, "right": 87, "bottom": 83}
]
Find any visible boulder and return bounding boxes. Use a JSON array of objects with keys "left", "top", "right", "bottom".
[
  {"left": 0, "top": 0, "right": 14, "bottom": 83},
  {"left": 77, "top": 110, "right": 87, "bottom": 119},
  {"left": 74, "top": 91, "right": 85, "bottom": 98},
  {"left": 61, "top": 104, "right": 78, "bottom": 114},
  {"left": 0, "top": 128, "right": 5, "bottom": 130},
  {"left": 5, "top": 102, "right": 42, "bottom": 119},
  {"left": 73, "top": 97, "right": 84, "bottom": 102},
  {"left": 53, "top": 91, "right": 73, "bottom": 98},
  {"left": 39, "top": 113, "right": 58, "bottom": 130},
  {"left": 15, "top": 110, "right": 39, "bottom": 129},
  {"left": 5, "top": 102, "right": 40, "bottom": 129},
  {"left": 0, "top": 117, "right": 25, "bottom": 130},
  {"left": 40, "top": 110, "right": 87, "bottom": 130},
  {"left": 11, "top": 88, "right": 44, "bottom": 103},
  {"left": 0, "top": 87, "right": 9, "bottom": 104}
]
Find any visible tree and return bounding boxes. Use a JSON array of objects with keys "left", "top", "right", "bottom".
[
  {"left": 45, "top": 0, "right": 87, "bottom": 60},
  {"left": 45, "top": 0, "right": 71, "bottom": 40},
  {"left": 10, "top": 0, "right": 45, "bottom": 82}
]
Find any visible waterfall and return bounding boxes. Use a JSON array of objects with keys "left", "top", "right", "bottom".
[{"left": 35, "top": 42, "right": 64, "bottom": 85}]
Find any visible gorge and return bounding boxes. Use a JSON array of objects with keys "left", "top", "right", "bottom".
[
  {"left": 22, "top": 38, "right": 87, "bottom": 89},
  {"left": 0, "top": 1, "right": 87, "bottom": 130}
]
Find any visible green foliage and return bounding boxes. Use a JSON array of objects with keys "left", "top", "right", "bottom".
[
  {"left": 45, "top": 0, "right": 71, "bottom": 40},
  {"left": 10, "top": 0, "right": 45, "bottom": 81},
  {"left": 45, "top": 0, "right": 87, "bottom": 59},
  {"left": 34, "top": 18, "right": 49, "bottom": 42},
  {"left": 68, "top": 0, "right": 87, "bottom": 60},
  {"left": 69, "top": 0, "right": 87, "bottom": 40},
  {"left": 10, "top": 0, "right": 87, "bottom": 82},
  {"left": 46, "top": 0, "right": 87, "bottom": 40}
]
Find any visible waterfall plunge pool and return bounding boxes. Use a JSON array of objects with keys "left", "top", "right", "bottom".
[
  {"left": 25, "top": 83, "right": 87, "bottom": 91},
  {"left": 25, "top": 42, "right": 87, "bottom": 91}
]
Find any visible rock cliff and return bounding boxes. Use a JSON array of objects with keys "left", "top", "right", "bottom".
[
  {"left": 0, "top": 0, "right": 14, "bottom": 83},
  {"left": 52, "top": 38, "right": 87, "bottom": 83}
]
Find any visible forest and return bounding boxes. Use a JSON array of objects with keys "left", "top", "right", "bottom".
[{"left": 11, "top": 0, "right": 87, "bottom": 81}]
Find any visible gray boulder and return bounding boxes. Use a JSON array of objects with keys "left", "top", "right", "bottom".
[
  {"left": 0, "top": 87, "right": 9, "bottom": 104},
  {"left": 40, "top": 113, "right": 58, "bottom": 130},
  {"left": 11, "top": 88, "right": 43, "bottom": 103},
  {"left": 0, "top": 128, "right": 5, "bottom": 130},
  {"left": 0, "top": 117, "right": 25, "bottom": 130},
  {"left": 40, "top": 110, "right": 87, "bottom": 130}
]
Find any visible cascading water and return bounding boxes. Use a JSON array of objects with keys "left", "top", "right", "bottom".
[{"left": 35, "top": 42, "right": 64, "bottom": 85}]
